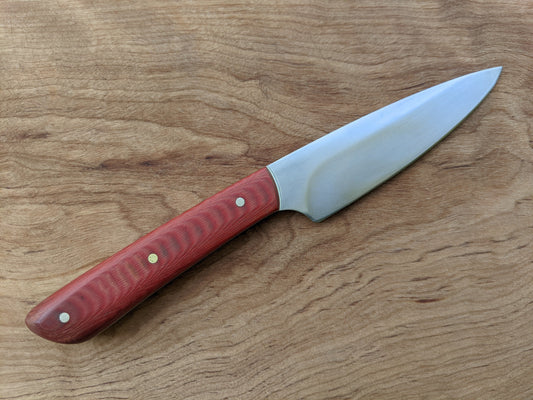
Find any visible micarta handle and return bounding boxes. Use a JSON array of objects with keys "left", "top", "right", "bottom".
[{"left": 26, "top": 168, "right": 279, "bottom": 343}]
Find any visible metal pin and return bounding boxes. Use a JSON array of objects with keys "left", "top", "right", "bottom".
[
  {"left": 59, "top": 312, "right": 70, "bottom": 323},
  {"left": 148, "top": 253, "right": 158, "bottom": 264},
  {"left": 235, "top": 197, "right": 245, "bottom": 207}
]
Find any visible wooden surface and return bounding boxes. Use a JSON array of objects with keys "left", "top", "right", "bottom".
[{"left": 1, "top": 1, "right": 532, "bottom": 399}]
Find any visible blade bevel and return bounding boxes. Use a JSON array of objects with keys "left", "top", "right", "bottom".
[{"left": 267, "top": 67, "right": 502, "bottom": 222}]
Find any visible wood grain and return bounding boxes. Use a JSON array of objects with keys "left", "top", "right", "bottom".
[{"left": 1, "top": 0, "right": 532, "bottom": 398}]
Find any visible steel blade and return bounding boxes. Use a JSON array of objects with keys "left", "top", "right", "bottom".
[{"left": 267, "top": 67, "right": 501, "bottom": 222}]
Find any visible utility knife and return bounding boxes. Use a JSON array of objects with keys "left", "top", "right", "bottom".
[{"left": 26, "top": 67, "right": 501, "bottom": 343}]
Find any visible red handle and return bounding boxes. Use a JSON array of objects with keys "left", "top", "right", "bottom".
[{"left": 26, "top": 168, "right": 279, "bottom": 343}]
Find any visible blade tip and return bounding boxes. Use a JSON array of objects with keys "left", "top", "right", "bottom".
[
  {"left": 487, "top": 66, "right": 503, "bottom": 80},
  {"left": 477, "top": 66, "right": 502, "bottom": 91}
]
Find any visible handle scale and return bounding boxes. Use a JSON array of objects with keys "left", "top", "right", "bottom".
[{"left": 26, "top": 168, "right": 279, "bottom": 343}]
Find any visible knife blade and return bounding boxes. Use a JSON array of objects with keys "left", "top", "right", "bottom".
[{"left": 26, "top": 67, "right": 501, "bottom": 343}]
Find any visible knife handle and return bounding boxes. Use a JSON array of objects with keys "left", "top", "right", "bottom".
[{"left": 26, "top": 168, "right": 279, "bottom": 343}]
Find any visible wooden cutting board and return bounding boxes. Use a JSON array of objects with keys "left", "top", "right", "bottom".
[{"left": 1, "top": 1, "right": 532, "bottom": 399}]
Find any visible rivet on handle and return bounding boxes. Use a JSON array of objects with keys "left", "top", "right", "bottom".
[{"left": 58, "top": 312, "right": 70, "bottom": 323}]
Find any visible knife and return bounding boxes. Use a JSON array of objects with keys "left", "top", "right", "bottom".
[{"left": 26, "top": 67, "right": 501, "bottom": 343}]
